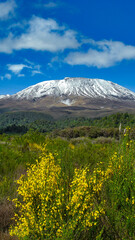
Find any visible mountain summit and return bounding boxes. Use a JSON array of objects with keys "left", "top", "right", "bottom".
[
  {"left": 12, "top": 77, "right": 135, "bottom": 101},
  {"left": 1, "top": 77, "right": 135, "bottom": 118}
]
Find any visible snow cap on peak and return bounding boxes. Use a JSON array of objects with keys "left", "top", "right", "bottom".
[{"left": 11, "top": 77, "right": 135, "bottom": 101}]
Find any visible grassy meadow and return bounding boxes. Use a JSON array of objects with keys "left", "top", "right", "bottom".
[{"left": 0, "top": 122, "right": 135, "bottom": 239}]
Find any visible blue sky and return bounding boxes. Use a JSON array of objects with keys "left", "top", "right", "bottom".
[{"left": 1, "top": 0, "right": 135, "bottom": 94}]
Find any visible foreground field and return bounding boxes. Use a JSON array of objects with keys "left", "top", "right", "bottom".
[{"left": 0, "top": 128, "right": 135, "bottom": 239}]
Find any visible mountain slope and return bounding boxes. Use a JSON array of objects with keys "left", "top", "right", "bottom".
[
  {"left": 11, "top": 77, "right": 135, "bottom": 101},
  {"left": 0, "top": 94, "right": 10, "bottom": 99},
  {"left": 1, "top": 77, "right": 135, "bottom": 118}
]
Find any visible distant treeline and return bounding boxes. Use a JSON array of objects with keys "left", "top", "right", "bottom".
[{"left": 0, "top": 111, "right": 135, "bottom": 134}]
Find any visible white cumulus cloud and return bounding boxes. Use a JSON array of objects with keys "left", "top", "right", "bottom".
[
  {"left": 65, "top": 40, "right": 135, "bottom": 68},
  {"left": 0, "top": 0, "right": 16, "bottom": 20},
  {"left": 0, "top": 16, "right": 79, "bottom": 53}
]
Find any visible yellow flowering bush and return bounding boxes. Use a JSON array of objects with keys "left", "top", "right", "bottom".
[
  {"left": 10, "top": 146, "right": 106, "bottom": 240},
  {"left": 10, "top": 146, "right": 65, "bottom": 239},
  {"left": 66, "top": 167, "right": 105, "bottom": 231}
]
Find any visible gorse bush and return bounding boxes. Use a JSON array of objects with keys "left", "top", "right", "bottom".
[
  {"left": 65, "top": 167, "right": 106, "bottom": 239},
  {"left": 10, "top": 147, "right": 64, "bottom": 239},
  {"left": 9, "top": 146, "right": 107, "bottom": 240}
]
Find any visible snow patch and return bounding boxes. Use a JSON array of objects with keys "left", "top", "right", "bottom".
[
  {"left": 0, "top": 94, "right": 10, "bottom": 99},
  {"left": 61, "top": 99, "right": 74, "bottom": 106}
]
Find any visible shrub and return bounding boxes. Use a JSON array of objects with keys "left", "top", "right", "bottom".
[{"left": 9, "top": 147, "right": 106, "bottom": 239}]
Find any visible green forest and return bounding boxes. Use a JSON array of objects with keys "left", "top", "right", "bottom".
[
  {"left": 1, "top": 111, "right": 135, "bottom": 134},
  {"left": 0, "top": 112, "right": 135, "bottom": 239}
]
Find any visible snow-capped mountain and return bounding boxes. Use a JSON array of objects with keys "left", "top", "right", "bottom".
[
  {"left": 0, "top": 94, "right": 10, "bottom": 99},
  {"left": 12, "top": 77, "right": 135, "bottom": 101},
  {"left": 1, "top": 77, "right": 135, "bottom": 119}
]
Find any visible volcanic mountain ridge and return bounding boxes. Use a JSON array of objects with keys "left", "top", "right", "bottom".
[{"left": 1, "top": 77, "right": 135, "bottom": 118}]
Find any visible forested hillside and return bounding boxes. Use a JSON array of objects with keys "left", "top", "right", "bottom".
[{"left": 0, "top": 112, "right": 135, "bottom": 134}]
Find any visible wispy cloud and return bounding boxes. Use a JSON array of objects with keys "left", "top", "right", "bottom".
[
  {"left": 7, "top": 61, "right": 43, "bottom": 77},
  {"left": 5, "top": 73, "right": 12, "bottom": 79},
  {"left": 0, "top": 0, "right": 16, "bottom": 20},
  {"left": 24, "top": 59, "right": 35, "bottom": 66},
  {"left": 65, "top": 40, "right": 135, "bottom": 68},
  {"left": 31, "top": 63, "right": 43, "bottom": 76},
  {"left": 0, "top": 73, "right": 12, "bottom": 80},
  {"left": 44, "top": 1, "right": 58, "bottom": 8},
  {"left": 18, "top": 74, "right": 25, "bottom": 77},
  {"left": 47, "top": 56, "right": 63, "bottom": 69},
  {"left": 0, "top": 16, "right": 79, "bottom": 53},
  {"left": 7, "top": 64, "right": 31, "bottom": 74},
  {"left": 31, "top": 70, "right": 43, "bottom": 76}
]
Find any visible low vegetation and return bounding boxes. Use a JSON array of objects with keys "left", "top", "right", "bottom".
[{"left": 0, "top": 114, "right": 135, "bottom": 239}]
